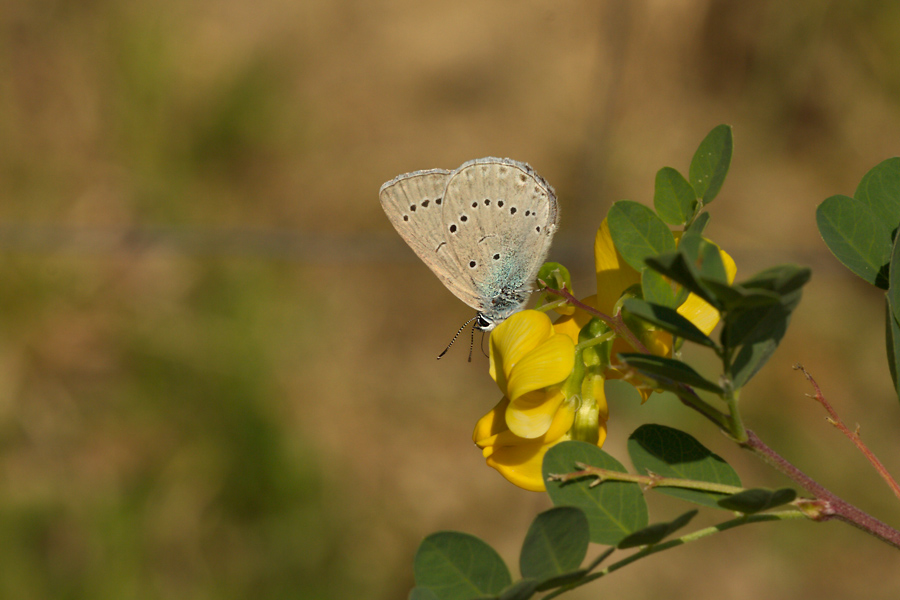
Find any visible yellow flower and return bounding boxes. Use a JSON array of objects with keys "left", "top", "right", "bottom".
[
  {"left": 489, "top": 310, "right": 575, "bottom": 438},
  {"left": 474, "top": 216, "right": 734, "bottom": 492},
  {"left": 474, "top": 310, "right": 588, "bottom": 492},
  {"left": 556, "top": 218, "right": 736, "bottom": 399}
]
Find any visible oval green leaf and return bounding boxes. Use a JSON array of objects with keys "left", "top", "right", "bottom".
[
  {"left": 689, "top": 124, "right": 733, "bottom": 204},
  {"left": 622, "top": 298, "right": 717, "bottom": 348},
  {"left": 520, "top": 507, "right": 589, "bottom": 580},
  {"left": 410, "top": 588, "right": 442, "bottom": 600},
  {"left": 854, "top": 157, "right": 900, "bottom": 232},
  {"left": 641, "top": 268, "right": 677, "bottom": 308},
  {"left": 817, "top": 194, "right": 891, "bottom": 288},
  {"left": 654, "top": 167, "right": 697, "bottom": 225},
  {"left": 627, "top": 424, "right": 741, "bottom": 508},
  {"left": 616, "top": 509, "right": 698, "bottom": 549},
  {"left": 607, "top": 200, "right": 677, "bottom": 272},
  {"left": 414, "top": 532, "right": 512, "bottom": 600},
  {"left": 543, "top": 441, "right": 649, "bottom": 546},
  {"left": 618, "top": 353, "right": 724, "bottom": 394},
  {"left": 885, "top": 297, "right": 900, "bottom": 402},
  {"left": 717, "top": 488, "right": 797, "bottom": 514}
]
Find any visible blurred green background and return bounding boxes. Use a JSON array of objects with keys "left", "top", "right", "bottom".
[{"left": 1, "top": 1, "right": 899, "bottom": 598}]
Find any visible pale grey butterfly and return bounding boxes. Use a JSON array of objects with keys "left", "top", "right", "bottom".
[{"left": 380, "top": 157, "right": 559, "bottom": 341}]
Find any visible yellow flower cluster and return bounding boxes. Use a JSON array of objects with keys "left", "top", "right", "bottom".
[{"left": 474, "top": 218, "right": 736, "bottom": 491}]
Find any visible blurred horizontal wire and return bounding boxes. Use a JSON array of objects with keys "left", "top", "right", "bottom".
[{"left": 0, "top": 223, "right": 848, "bottom": 282}]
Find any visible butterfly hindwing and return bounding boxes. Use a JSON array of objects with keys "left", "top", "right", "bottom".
[
  {"left": 379, "top": 169, "right": 483, "bottom": 309},
  {"left": 441, "top": 158, "right": 559, "bottom": 318}
]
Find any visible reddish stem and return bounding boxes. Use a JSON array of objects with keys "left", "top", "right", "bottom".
[
  {"left": 541, "top": 284, "right": 650, "bottom": 354},
  {"left": 742, "top": 429, "right": 900, "bottom": 549},
  {"left": 794, "top": 364, "right": 900, "bottom": 502}
]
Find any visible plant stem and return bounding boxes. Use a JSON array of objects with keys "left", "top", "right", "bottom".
[
  {"left": 541, "top": 512, "right": 806, "bottom": 599},
  {"left": 741, "top": 429, "right": 900, "bottom": 550},
  {"left": 794, "top": 364, "right": 900, "bottom": 502},
  {"left": 549, "top": 465, "right": 745, "bottom": 495},
  {"left": 541, "top": 284, "right": 650, "bottom": 354}
]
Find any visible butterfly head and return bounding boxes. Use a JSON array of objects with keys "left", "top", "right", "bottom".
[{"left": 474, "top": 313, "right": 497, "bottom": 332}]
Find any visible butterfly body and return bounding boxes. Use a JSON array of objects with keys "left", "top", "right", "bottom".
[{"left": 380, "top": 157, "right": 559, "bottom": 331}]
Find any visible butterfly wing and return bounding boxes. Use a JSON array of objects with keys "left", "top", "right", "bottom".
[
  {"left": 379, "top": 168, "right": 484, "bottom": 310},
  {"left": 441, "top": 157, "right": 559, "bottom": 319}
]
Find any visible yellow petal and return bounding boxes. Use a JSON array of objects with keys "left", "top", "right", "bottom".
[
  {"left": 595, "top": 218, "right": 640, "bottom": 314},
  {"left": 506, "top": 388, "right": 566, "bottom": 439},
  {"left": 670, "top": 234, "right": 737, "bottom": 335},
  {"left": 677, "top": 294, "right": 721, "bottom": 336},
  {"left": 489, "top": 310, "right": 554, "bottom": 389},
  {"left": 473, "top": 397, "right": 510, "bottom": 445},
  {"left": 505, "top": 333, "right": 575, "bottom": 400},
  {"left": 479, "top": 400, "right": 577, "bottom": 492}
]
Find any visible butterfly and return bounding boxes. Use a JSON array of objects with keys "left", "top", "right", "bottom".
[{"left": 380, "top": 157, "right": 559, "bottom": 334}]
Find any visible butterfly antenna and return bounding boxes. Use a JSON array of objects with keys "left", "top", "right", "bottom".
[{"left": 438, "top": 316, "right": 478, "bottom": 360}]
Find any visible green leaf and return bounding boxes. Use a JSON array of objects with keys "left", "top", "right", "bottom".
[
  {"left": 717, "top": 488, "right": 797, "bottom": 514},
  {"left": 616, "top": 510, "right": 698, "bottom": 549},
  {"left": 654, "top": 167, "right": 697, "bottom": 225},
  {"left": 816, "top": 194, "right": 891, "bottom": 288},
  {"left": 645, "top": 252, "right": 720, "bottom": 309},
  {"left": 724, "top": 265, "right": 810, "bottom": 387},
  {"left": 534, "top": 570, "right": 589, "bottom": 593},
  {"left": 889, "top": 232, "right": 900, "bottom": 324},
  {"left": 641, "top": 268, "right": 677, "bottom": 308},
  {"left": 618, "top": 353, "right": 724, "bottom": 394},
  {"left": 607, "top": 200, "right": 677, "bottom": 272},
  {"left": 497, "top": 579, "right": 540, "bottom": 600},
  {"left": 622, "top": 298, "right": 717, "bottom": 348},
  {"left": 854, "top": 157, "right": 900, "bottom": 233},
  {"left": 685, "top": 211, "right": 711, "bottom": 236},
  {"left": 544, "top": 441, "right": 649, "bottom": 546},
  {"left": 698, "top": 240, "right": 728, "bottom": 283},
  {"left": 739, "top": 264, "right": 812, "bottom": 296},
  {"left": 627, "top": 424, "right": 741, "bottom": 508},
  {"left": 520, "top": 507, "right": 589, "bottom": 580},
  {"left": 885, "top": 297, "right": 900, "bottom": 401},
  {"left": 410, "top": 588, "right": 442, "bottom": 600},
  {"left": 730, "top": 339, "right": 779, "bottom": 389},
  {"left": 414, "top": 532, "right": 512, "bottom": 600},
  {"left": 689, "top": 124, "right": 733, "bottom": 204}
]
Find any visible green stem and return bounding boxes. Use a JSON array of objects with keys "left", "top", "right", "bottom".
[
  {"left": 550, "top": 465, "right": 745, "bottom": 495},
  {"left": 574, "top": 331, "right": 616, "bottom": 353},
  {"left": 542, "top": 512, "right": 806, "bottom": 600},
  {"left": 722, "top": 385, "right": 748, "bottom": 442}
]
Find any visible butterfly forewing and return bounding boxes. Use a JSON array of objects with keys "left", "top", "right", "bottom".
[
  {"left": 442, "top": 158, "right": 559, "bottom": 317},
  {"left": 379, "top": 169, "right": 483, "bottom": 309}
]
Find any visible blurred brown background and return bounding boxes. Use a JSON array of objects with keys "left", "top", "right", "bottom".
[{"left": 1, "top": 0, "right": 899, "bottom": 598}]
